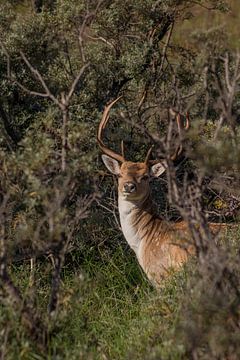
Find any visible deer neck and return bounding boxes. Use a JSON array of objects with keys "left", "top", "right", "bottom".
[{"left": 118, "top": 191, "right": 159, "bottom": 258}]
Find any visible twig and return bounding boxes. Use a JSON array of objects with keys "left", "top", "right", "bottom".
[
  {"left": 19, "top": 51, "right": 61, "bottom": 108},
  {"left": 66, "top": 63, "right": 90, "bottom": 103},
  {"left": 159, "top": 22, "right": 174, "bottom": 74}
]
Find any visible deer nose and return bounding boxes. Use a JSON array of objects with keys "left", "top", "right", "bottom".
[{"left": 123, "top": 182, "right": 136, "bottom": 193}]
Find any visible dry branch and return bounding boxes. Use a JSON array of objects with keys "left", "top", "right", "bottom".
[
  {"left": 1, "top": 41, "right": 89, "bottom": 171},
  {"left": 0, "top": 195, "right": 48, "bottom": 350}
]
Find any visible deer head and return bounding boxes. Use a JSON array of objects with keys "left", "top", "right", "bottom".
[{"left": 97, "top": 97, "right": 189, "bottom": 202}]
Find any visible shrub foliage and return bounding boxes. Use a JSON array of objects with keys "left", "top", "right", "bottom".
[{"left": 0, "top": 0, "right": 240, "bottom": 358}]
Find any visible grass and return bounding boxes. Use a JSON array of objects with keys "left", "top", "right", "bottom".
[
  {"left": 0, "top": 241, "right": 191, "bottom": 360},
  {"left": 50, "top": 245, "right": 188, "bottom": 360},
  {"left": 1, "top": 227, "right": 240, "bottom": 359}
]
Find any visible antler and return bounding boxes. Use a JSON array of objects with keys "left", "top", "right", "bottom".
[
  {"left": 148, "top": 110, "right": 190, "bottom": 165},
  {"left": 98, "top": 99, "right": 189, "bottom": 165},
  {"left": 170, "top": 111, "right": 190, "bottom": 161},
  {"left": 144, "top": 145, "right": 154, "bottom": 164},
  {"left": 97, "top": 96, "right": 125, "bottom": 163}
]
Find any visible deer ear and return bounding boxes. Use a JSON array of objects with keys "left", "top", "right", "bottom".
[
  {"left": 102, "top": 155, "right": 121, "bottom": 175},
  {"left": 150, "top": 162, "right": 166, "bottom": 178}
]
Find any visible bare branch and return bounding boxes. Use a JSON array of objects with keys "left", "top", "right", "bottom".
[
  {"left": 66, "top": 62, "right": 90, "bottom": 103},
  {"left": 11, "top": 77, "right": 50, "bottom": 98},
  {"left": 209, "top": 52, "right": 240, "bottom": 138},
  {"left": 213, "top": 114, "right": 224, "bottom": 140},
  {"left": 87, "top": 35, "right": 116, "bottom": 50},
  {"left": 224, "top": 52, "right": 232, "bottom": 93},
  {"left": 0, "top": 194, "right": 47, "bottom": 350},
  {"left": 19, "top": 51, "right": 61, "bottom": 108},
  {"left": 77, "top": 0, "right": 104, "bottom": 62},
  {"left": 159, "top": 22, "right": 174, "bottom": 74}
]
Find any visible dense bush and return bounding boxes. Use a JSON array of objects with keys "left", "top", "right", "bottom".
[{"left": 0, "top": 0, "right": 240, "bottom": 358}]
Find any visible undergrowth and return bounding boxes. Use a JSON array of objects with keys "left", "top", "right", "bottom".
[{"left": 1, "top": 228, "right": 240, "bottom": 360}]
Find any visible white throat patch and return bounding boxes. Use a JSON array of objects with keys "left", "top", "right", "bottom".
[{"left": 118, "top": 195, "right": 142, "bottom": 258}]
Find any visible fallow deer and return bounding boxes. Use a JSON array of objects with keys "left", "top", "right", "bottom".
[{"left": 97, "top": 98, "right": 224, "bottom": 286}]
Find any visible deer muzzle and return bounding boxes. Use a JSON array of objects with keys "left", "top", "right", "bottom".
[{"left": 123, "top": 182, "right": 136, "bottom": 194}]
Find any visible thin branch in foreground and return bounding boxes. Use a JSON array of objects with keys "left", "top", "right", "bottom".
[
  {"left": 0, "top": 195, "right": 47, "bottom": 350},
  {"left": 19, "top": 51, "right": 61, "bottom": 107},
  {"left": 1, "top": 43, "right": 90, "bottom": 171},
  {"left": 66, "top": 62, "right": 90, "bottom": 103}
]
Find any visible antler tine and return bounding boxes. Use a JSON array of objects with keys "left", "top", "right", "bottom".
[
  {"left": 144, "top": 145, "right": 154, "bottom": 164},
  {"left": 185, "top": 112, "right": 190, "bottom": 130},
  {"left": 146, "top": 111, "right": 190, "bottom": 165},
  {"left": 171, "top": 111, "right": 190, "bottom": 161},
  {"left": 97, "top": 96, "right": 125, "bottom": 163},
  {"left": 176, "top": 112, "right": 190, "bottom": 131}
]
